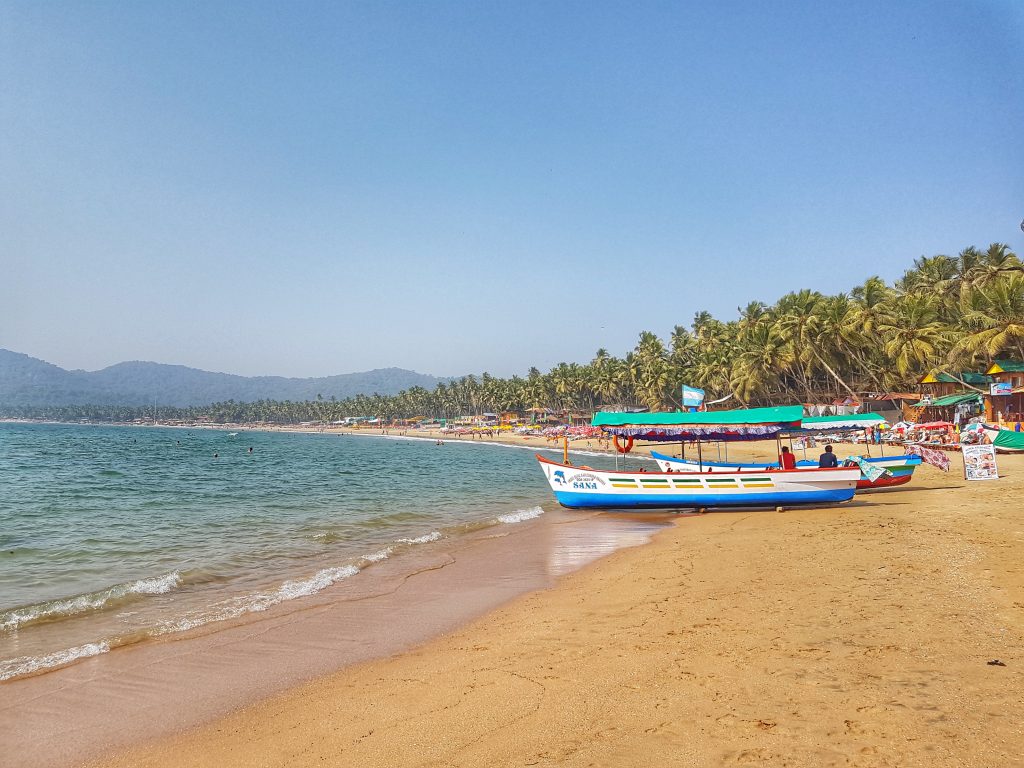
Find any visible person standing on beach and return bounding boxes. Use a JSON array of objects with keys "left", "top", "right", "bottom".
[
  {"left": 818, "top": 444, "right": 838, "bottom": 468},
  {"left": 778, "top": 446, "right": 796, "bottom": 470}
]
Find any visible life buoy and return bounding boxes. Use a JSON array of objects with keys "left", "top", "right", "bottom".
[{"left": 613, "top": 435, "right": 634, "bottom": 453}]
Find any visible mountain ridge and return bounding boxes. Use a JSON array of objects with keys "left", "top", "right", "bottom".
[{"left": 0, "top": 349, "right": 452, "bottom": 407}]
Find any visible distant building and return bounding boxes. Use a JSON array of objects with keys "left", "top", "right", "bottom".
[
  {"left": 984, "top": 360, "right": 1024, "bottom": 423},
  {"left": 914, "top": 371, "right": 990, "bottom": 423}
]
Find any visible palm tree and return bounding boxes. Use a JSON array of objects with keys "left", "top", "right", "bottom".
[
  {"left": 774, "top": 289, "right": 825, "bottom": 399},
  {"left": 729, "top": 322, "right": 789, "bottom": 403},
  {"left": 877, "top": 294, "right": 950, "bottom": 382},
  {"left": 950, "top": 274, "right": 1024, "bottom": 363}
]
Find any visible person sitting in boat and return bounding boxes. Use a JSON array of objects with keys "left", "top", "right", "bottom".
[
  {"left": 818, "top": 444, "right": 838, "bottom": 468},
  {"left": 778, "top": 446, "right": 796, "bottom": 470}
]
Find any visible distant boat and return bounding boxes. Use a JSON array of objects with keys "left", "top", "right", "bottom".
[
  {"left": 650, "top": 414, "right": 920, "bottom": 490},
  {"left": 983, "top": 427, "right": 1024, "bottom": 453},
  {"left": 537, "top": 406, "right": 859, "bottom": 510},
  {"left": 227, "top": 432, "right": 239, "bottom": 437},
  {"left": 650, "top": 452, "right": 921, "bottom": 490}
]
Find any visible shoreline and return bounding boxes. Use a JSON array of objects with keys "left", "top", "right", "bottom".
[
  {"left": 0, "top": 500, "right": 669, "bottom": 768},
  {"left": 5, "top": 423, "right": 1023, "bottom": 765},
  {"left": 89, "top": 451, "right": 1024, "bottom": 767}
]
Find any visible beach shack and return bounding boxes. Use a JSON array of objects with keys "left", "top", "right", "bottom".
[
  {"left": 914, "top": 371, "right": 990, "bottom": 424},
  {"left": 917, "top": 371, "right": 992, "bottom": 399},
  {"left": 858, "top": 393, "right": 920, "bottom": 423},
  {"left": 983, "top": 360, "right": 1024, "bottom": 427}
]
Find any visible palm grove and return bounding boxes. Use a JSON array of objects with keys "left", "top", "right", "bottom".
[{"left": 11, "top": 243, "right": 1024, "bottom": 424}]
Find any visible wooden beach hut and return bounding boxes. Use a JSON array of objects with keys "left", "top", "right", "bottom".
[{"left": 983, "top": 360, "right": 1024, "bottom": 427}]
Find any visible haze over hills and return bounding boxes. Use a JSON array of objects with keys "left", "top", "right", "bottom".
[{"left": 0, "top": 349, "right": 452, "bottom": 408}]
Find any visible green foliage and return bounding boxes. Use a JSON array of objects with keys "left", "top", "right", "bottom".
[{"left": 3, "top": 243, "right": 1020, "bottom": 423}]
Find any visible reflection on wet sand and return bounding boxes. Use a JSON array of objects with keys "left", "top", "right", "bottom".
[{"left": 546, "top": 512, "right": 671, "bottom": 577}]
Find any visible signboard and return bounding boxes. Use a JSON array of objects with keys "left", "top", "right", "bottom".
[
  {"left": 990, "top": 382, "right": 1012, "bottom": 396},
  {"left": 681, "top": 385, "right": 705, "bottom": 409},
  {"left": 962, "top": 444, "right": 999, "bottom": 481}
]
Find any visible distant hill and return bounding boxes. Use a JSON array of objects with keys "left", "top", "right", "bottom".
[{"left": 0, "top": 349, "right": 450, "bottom": 407}]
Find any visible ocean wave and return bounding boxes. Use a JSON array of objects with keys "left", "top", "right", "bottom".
[
  {"left": 0, "top": 641, "right": 110, "bottom": 682},
  {"left": 0, "top": 571, "right": 182, "bottom": 632},
  {"left": 397, "top": 531, "right": 442, "bottom": 545},
  {"left": 362, "top": 547, "right": 392, "bottom": 563},
  {"left": 497, "top": 506, "right": 545, "bottom": 524},
  {"left": 156, "top": 564, "right": 359, "bottom": 635}
]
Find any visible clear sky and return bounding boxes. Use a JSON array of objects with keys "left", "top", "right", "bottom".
[{"left": 2, "top": 1, "right": 1022, "bottom": 378}]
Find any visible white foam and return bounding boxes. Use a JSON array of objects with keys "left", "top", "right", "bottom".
[
  {"left": 497, "top": 506, "right": 545, "bottom": 524},
  {"left": 363, "top": 547, "right": 392, "bottom": 563},
  {"left": 0, "top": 641, "right": 110, "bottom": 682},
  {"left": 156, "top": 564, "right": 359, "bottom": 635},
  {"left": 0, "top": 571, "right": 182, "bottom": 632},
  {"left": 398, "top": 531, "right": 442, "bottom": 545}
]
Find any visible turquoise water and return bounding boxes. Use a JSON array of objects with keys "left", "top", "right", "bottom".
[{"left": 0, "top": 423, "right": 634, "bottom": 680}]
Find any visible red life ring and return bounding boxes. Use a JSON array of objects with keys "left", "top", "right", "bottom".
[{"left": 613, "top": 435, "right": 635, "bottom": 454}]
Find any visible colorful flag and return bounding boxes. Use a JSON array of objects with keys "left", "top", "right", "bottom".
[{"left": 682, "top": 385, "right": 705, "bottom": 409}]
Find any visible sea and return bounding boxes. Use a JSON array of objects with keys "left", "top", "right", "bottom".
[{"left": 0, "top": 423, "right": 661, "bottom": 682}]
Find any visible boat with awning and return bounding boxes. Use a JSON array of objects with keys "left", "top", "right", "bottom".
[
  {"left": 536, "top": 407, "right": 859, "bottom": 510},
  {"left": 650, "top": 412, "right": 922, "bottom": 490}
]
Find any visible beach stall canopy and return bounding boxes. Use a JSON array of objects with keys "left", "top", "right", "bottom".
[
  {"left": 915, "top": 392, "right": 983, "bottom": 407},
  {"left": 795, "top": 413, "right": 888, "bottom": 433},
  {"left": 592, "top": 405, "right": 803, "bottom": 441}
]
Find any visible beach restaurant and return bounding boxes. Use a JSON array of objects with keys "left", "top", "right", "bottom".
[
  {"left": 913, "top": 371, "right": 986, "bottom": 424},
  {"left": 913, "top": 363, "right": 1024, "bottom": 431},
  {"left": 984, "top": 360, "right": 1024, "bottom": 427}
]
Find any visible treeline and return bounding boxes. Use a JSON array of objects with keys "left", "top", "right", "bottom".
[{"left": 4, "top": 243, "right": 1021, "bottom": 425}]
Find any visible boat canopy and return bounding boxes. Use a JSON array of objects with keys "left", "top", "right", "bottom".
[
  {"left": 793, "top": 413, "right": 888, "bottom": 434},
  {"left": 592, "top": 405, "right": 803, "bottom": 441}
]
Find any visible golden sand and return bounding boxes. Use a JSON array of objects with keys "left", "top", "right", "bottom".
[{"left": 94, "top": 450, "right": 1024, "bottom": 768}]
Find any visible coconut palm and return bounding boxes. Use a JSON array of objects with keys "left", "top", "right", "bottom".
[
  {"left": 877, "top": 294, "right": 950, "bottom": 381},
  {"left": 950, "top": 274, "right": 1024, "bottom": 363}
]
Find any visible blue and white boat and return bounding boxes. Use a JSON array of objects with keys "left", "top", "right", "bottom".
[
  {"left": 650, "top": 414, "right": 922, "bottom": 490},
  {"left": 537, "top": 455, "right": 860, "bottom": 509},
  {"left": 536, "top": 406, "right": 860, "bottom": 510}
]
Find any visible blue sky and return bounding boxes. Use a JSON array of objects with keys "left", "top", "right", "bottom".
[{"left": 2, "top": 1, "right": 1022, "bottom": 378}]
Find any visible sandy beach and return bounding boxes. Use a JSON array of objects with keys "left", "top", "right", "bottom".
[{"left": 79, "top": 444, "right": 1024, "bottom": 768}]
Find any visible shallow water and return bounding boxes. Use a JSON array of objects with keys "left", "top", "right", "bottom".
[{"left": 0, "top": 423, "right": 660, "bottom": 680}]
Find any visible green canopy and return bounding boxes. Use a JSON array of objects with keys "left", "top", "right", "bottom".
[
  {"left": 918, "top": 392, "right": 983, "bottom": 408},
  {"left": 592, "top": 406, "right": 803, "bottom": 441},
  {"left": 798, "top": 413, "right": 888, "bottom": 432},
  {"left": 993, "top": 429, "right": 1024, "bottom": 452}
]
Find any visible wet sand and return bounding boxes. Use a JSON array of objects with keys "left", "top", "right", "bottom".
[
  {"left": 88, "top": 451, "right": 1024, "bottom": 767},
  {"left": 0, "top": 510, "right": 665, "bottom": 768}
]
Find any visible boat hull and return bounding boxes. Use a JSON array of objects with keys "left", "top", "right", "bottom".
[
  {"left": 537, "top": 455, "right": 859, "bottom": 510},
  {"left": 651, "top": 451, "right": 921, "bottom": 491}
]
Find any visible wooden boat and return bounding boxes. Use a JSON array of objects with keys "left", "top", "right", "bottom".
[
  {"left": 537, "top": 406, "right": 859, "bottom": 510},
  {"left": 649, "top": 414, "right": 921, "bottom": 490},
  {"left": 537, "top": 455, "right": 859, "bottom": 509},
  {"left": 650, "top": 452, "right": 921, "bottom": 489},
  {"left": 982, "top": 427, "right": 1024, "bottom": 453}
]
